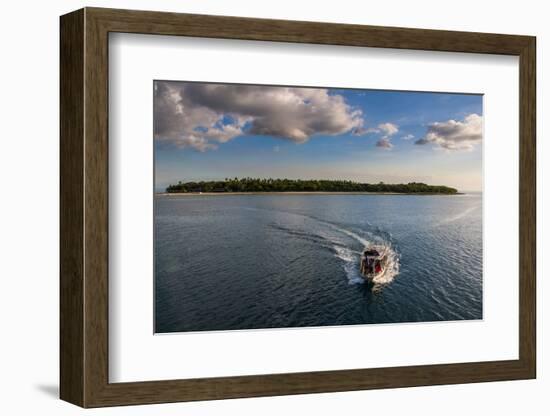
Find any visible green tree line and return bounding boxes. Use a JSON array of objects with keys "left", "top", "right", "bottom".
[{"left": 165, "top": 178, "right": 458, "bottom": 194}]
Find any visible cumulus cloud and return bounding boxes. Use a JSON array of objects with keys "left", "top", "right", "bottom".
[
  {"left": 154, "top": 81, "right": 365, "bottom": 151},
  {"left": 376, "top": 138, "right": 394, "bottom": 149},
  {"left": 373, "top": 122, "right": 399, "bottom": 149},
  {"left": 378, "top": 122, "right": 399, "bottom": 137},
  {"left": 401, "top": 134, "right": 414, "bottom": 140},
  {"left": 415, "top": 113, "right": 482, "bottom": 151},
  {"left": 352, "top": 126, "right": 379, "bottom": 136}
]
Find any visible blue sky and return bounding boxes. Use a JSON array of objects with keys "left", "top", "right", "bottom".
[{"left": 154, "top": 82, "right": 483, "bottom": 192}]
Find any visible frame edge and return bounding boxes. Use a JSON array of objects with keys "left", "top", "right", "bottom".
[
  {"left": 60, "top": 8, "right": 86, "bottom": 408},
  {"left": 518, "top": 36, "right": 537, "bottom": 379}
]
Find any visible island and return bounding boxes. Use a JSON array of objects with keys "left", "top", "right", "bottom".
[{"left": 165, "top": 178, "right": 459, "bottom": 194}]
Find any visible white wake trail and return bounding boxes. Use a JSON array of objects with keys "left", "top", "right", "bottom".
[
  {"left": 326, "top": 223, "right": 370, "bottom": 247},
  {"left": 326, "top": 223, "right": 400, "bottom": 286},
  {"left": 437, "top": 204, "right": 480, "bottom": 226},
  {"left": 262, "top": 207, "right": 400, "bottom": 287}
]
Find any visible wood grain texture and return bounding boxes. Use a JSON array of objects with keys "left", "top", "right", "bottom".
[
  {"left": 518, "top": 38, "right": 536, "bottom": 375},
  {"left": 59, "top": 8, "right": 84, "bottom": 407},
  {"left": 83, "top": 11, "right": 110, "bottom": 406},
  {"left": 59, "top": 7, "right": 537, "bottom": 408},
  {"left": 89, "top": 7, "right": 532, "bottom": 55}
]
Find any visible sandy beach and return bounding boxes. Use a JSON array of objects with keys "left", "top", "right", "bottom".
[{"left": 156, "top": 191, "right": 463, "bottom": 196}]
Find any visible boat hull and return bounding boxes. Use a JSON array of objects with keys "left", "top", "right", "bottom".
[{"left": 360, "top": 256, "right": 386, "bottom": 282}]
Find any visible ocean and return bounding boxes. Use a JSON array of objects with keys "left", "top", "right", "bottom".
[{"left": 154, "top": 193, "right": 482, "bottom": 333}]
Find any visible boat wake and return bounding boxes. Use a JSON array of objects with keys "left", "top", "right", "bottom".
[
  {"left": 436, "top": 204, "right": 480, "bottom": 226},
  {"left": 332, "top": 245, "right": 365, "bottom": 285},
  {"left": 267, "top": 210, "right": 400, "bottom": 288},
  {"left": 326, "top": 223, "right": 399, "bottom": 286}
]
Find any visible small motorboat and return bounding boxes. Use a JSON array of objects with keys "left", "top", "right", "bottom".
[{"left": 360, "top": 245, "right": 389, "bottom": 282}]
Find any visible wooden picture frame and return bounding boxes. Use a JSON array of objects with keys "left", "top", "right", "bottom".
[{"left": 60, "top": 7, "right": 536, "bottom": 408}]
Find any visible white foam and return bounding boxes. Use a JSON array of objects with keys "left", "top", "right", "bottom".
[
  {"left": 333, "top": 245, "right": 364, "bottom": 285},
  {"left": 327, "top": 223, "right": 370, "bottom": 247},
  {"left": 263, "top": 207, "right": 400, "bottom": 287},
  {"left": 437, "top": 204, "right": 480, "bottom": 226},
  {"left": 370, "top": 244, "right": 400, "bottom": 286},
  {"left": 329, "top": 225, "right": 400, "bottom": 287}
]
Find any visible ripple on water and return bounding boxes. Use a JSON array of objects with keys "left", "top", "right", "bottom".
[{"left": 154, "top": 194, "right": 482, "bottom": 332}]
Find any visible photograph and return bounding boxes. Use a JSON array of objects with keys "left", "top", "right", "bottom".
[{"left": 153, "top": 80, "right": 483, "bottom": 333}]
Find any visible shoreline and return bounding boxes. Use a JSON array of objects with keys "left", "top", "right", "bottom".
[{"left": 156, "top": 191, "right": 465, "bottom": 196}]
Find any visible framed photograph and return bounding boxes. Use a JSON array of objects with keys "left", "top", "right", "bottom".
[{"left": 60, "top": 7, "right": 536, "bottom": 407}]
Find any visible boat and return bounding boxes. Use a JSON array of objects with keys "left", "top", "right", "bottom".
[{"left": 360, "top": 245, "right": 389, "bottom": 282}]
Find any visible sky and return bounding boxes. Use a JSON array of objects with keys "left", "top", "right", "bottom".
[{"left": 154, "top": 81, "right": 483, "bottom": 192}]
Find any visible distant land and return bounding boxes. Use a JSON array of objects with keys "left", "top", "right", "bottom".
[{"left": 165, "top": 178, "right": 459, "bottom": 194}]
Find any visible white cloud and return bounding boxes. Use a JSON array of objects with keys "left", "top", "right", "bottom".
[
  {"left": 378, "top": 122, "right": 399, "bottom": 137},
  {"left": 154, "top": 81, "right": 365, "bottom": 151},
  {"left": 415, "top": 113, "right": 482, "bottom": 151},
  {"left": 373, "top": 122, "right": 399, "bottom": 149},
  {"left": 401, "top": 134, "right": 414, "bottom": 140},
  {"left": 352, "top": 126, "right": 381, "bottom": 136},
  {"left": 376, "top": 138, "right": 393, "bottom": 149},
  {"left": 177, "top": 136, "right": 218, "bottom": 152}
]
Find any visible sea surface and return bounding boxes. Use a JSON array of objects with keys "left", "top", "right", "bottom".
[{"left": 154, "top": 193, "right": 482, "bottom": 333}]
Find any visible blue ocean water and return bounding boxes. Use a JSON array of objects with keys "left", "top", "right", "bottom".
[{"left": 154, "top": 194, "right": 482, "bottom": 333}]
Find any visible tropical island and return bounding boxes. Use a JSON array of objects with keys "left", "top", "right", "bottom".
[{"left": 165, "top": 178, "right": 458, "bottom": 194}]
